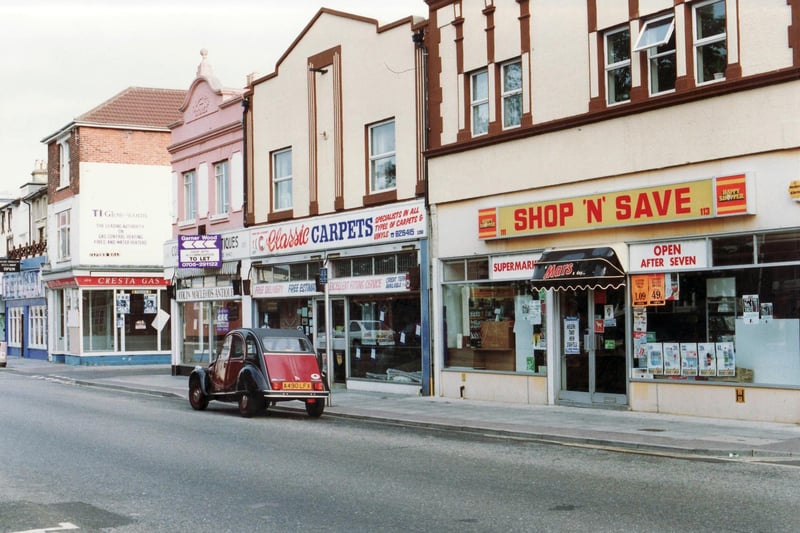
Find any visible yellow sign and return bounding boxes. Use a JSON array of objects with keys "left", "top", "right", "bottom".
[
  {"left": 790, "top": 180, "right": 800, "bottom": 201},
  {"left": 479, "top": 175, "right": 752, "bottom": 239},
  {"left": 631, "top": 274, "right": 666, "bottom": 306}
]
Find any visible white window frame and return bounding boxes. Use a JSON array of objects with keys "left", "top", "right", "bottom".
[
  {"left": 214, "top": 160, "right": 230, "bottom": 216},
  {"left": 272, "top": 148, "right": 293, "bottom": 211},
  {"left": 693, "top": 0, "right": 727, "bottom": 85},
  {"left": 7, "top": 307, "right": 22, "bottom": 347},
  {"left": 605, "top": 26, "right": 631, "bottom": 105},
  {"left": 500, "top": 59, "right": 522, "bottom": 129},
  {"left": 183, "top": 170, "right": 197, "bottom": 221},
  {"left": 58, "top": 138, "right": 70, "bottom": 189},
  {"left": 368, "top": 120, "right": 396, "bottom": 193},
  {"left": 634, "top": 14, "right": 676, "bottom": 96},
  {"left": 470, "top": 69, "right": 489, "bottom": 137},
  {"left": 57, "top": 209, "right": 70, "bottom": 261},
  {"left": 29, "top": 305, "right": 47, "bottom": 349}
]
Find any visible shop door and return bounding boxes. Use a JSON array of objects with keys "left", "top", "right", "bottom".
[
  {"left": 316, "top": 298, "right": 347, "bottom": 383},
  {"left": 558, "top": 288, "right": 626, "bottom": 406}
]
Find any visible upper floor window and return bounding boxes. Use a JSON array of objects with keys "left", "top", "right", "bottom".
[
  {"left": 58, "top": 139, "right": 70, "bottom": 188},
  {"left": 470, "top": 69, "right": 489, "bottom": 136},
  {"left": 57, "top": 209, "right": 70, "bottom": 260},
  {"left": 183, "top": 171, "right": 197, "bottom": 220},
  {"left": 605, "top": 27, "right": 631, "bottom": 105},
  {"left": 501, "top": 60, "right": 522, "bottom": 129},
  {"left": 214, "top": 160, "right": 230, "bottom": 215},
  {"left": 369, "top": 119, "right": 396, "bottom": 192},
  {"left": 272, "top": 148, "right": 292, "bottom": 211},
  {"left": 634, "top": 14, "right": 676, "bottom": 95},
  {"left": 693, "top": 0, "right": 727, "bottom": 84}
]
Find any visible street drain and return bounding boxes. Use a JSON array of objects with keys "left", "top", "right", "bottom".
[{"left": 638, "top": 428, "right": 666, "bottom": 432}]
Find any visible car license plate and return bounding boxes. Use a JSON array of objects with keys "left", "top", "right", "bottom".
[{"left": 283, "top": 382, "right": 312, "bottom": 390}]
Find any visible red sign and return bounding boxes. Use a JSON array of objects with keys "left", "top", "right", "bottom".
[{"left": 46, "top": 276, "right": 170, "bottom": 288}]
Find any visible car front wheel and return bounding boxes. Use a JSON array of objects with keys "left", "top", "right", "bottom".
[
  {"left": 189, "top": 377, "right": 208, "bottom": 411},
  {"left": 305, "top": 399, "right": 325, "bottom": 418}
]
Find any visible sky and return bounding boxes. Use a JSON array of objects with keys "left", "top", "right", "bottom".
[{"left": 0, "top": 0, "right": 428, "bottom": 197}]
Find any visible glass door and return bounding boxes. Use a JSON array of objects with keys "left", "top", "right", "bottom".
[
  {"left": 316, "top": 298, "right": 347, "bottom": 383},
  {"left": 559, "top": 288, "right": 627, "bottom": 405}
]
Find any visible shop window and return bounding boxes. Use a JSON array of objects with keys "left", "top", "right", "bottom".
[
  {"left": 442, "top": 282, "right": 546, "bottom": 374},
  {"left": 605, "top": 26, "right": 631, "bottom": 105},
  {"left": 443, "top": 260, "right": 466, "bottom": 282},
  {"left": 757, "top": 231, "right": 800, "bottom": 264},
  {"left": 693, "top": 0, "right": 727, "bottom": 84},
  {"left": 634, "top": 14, "right": 676, "bottom": 95},
  {"left": 333, "top": 260, "right": 351, "bottom": 278},
  {"left": 290, "top": 263, "right": 307, "bottom": 281},
  {"left": 712, "top": 235, "right": 754, "bottom": 266},
  {"left": 466, "top": 258, "right": 489, "bottom": 280},
  {"left": 214, "top": 160, "right": 230, "bottom": 215},
  {"left": 632, "top": 265, "right": 800, "bottom": 387},
  {"left": 183, "top": 171, "right": 197, "bottom": 221},
  {"left": 396, "top": 252, "right": 417, "bottom": 272},
  {"left": 353, "top": 256, "right": 372, "bottom": 277},
  {"left": 375, "top": 255, "right": 396, "bottom": 275}
]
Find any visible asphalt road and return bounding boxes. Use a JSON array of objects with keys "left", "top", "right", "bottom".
[{"left": 1, "top": 371, "right": 799, "bottom": 532}]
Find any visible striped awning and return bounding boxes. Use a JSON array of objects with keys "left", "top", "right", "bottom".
[{"left": 531, "top": 247, "right": 626, "bottom": 292}]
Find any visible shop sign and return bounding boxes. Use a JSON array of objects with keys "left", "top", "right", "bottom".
[
  {"left": 790, "top": 180, "right": 800, "bottom": 201},
  {"left": 251, "top": 281, "right": 318, "bottom": 298},
  {"left": 45, "top": 276, "right": 170, "bottom": 288},
  {"left": 490, "top": 253, "right": 542, "bottom": 280},
  {"left": 326, "top": 274, "right": 409, "bottom": 295},
  {"left": 629, "top": 240, "right": 707, "bottom": 272},
  {"left": 478, "top": 174, "right": 753, "bottom": 239},
  {"left": 176, "top": 286, "right": 235, "bottom": 302},
  {"left": 630, "top": 274, "right": 671, "bottom": 306},
  {"left": 0, "top": 259, "right": 20, "bottom": 272},
  {"left": 2, "top": 270, "right": 43, "bottom": 299},
  {"left": 179, "top": 234, "right": 222, "bottom": 268},
  {"left": 250, "top": 200, "right": 426, "bottom": 257}
]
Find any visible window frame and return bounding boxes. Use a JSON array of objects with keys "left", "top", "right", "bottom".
[
  {"left": 634, "top": 14, "right": 677, "bottom": 97},
  {"left": 182, "top": 170, "right": 197, "bottom": 221},
  {"left": 604, "top": 26, "right": 632, "bottom": 106},
  {"left": 692, "top": 0, "right": 727, "bottom": 85},
  {"left": 58, "top": 138, "right": 70, "bottom": 189},
  {"left": 214, "top": 160, "right": 230, "bottom": 216},
  {"left": 57, "top": 209, "right": 70, "bottom": 261},
  {"left": 272, "top": 148, "right": 293, "bottom": 212},
  {"left": 470, "top": 69, "right": 489, "bottom": 137},
  {"left": 368, "top": 119, "right": 396, "bottom": 193},
  {"left": 500, "top": 59, "right": 522, "bottom": 130}
]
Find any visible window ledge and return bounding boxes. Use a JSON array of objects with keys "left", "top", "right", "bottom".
[
  {"left": 177, "top": 219, "right": 197, "bottom": 229},
  {"left": 209, "top": 213, "right": 230, "bottom": 224},
  {"left": 363, "top": 189, "right": 397, "bottom": 206}
]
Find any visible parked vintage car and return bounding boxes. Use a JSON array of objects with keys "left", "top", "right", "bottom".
[{"left": 188, "top": 328, "right": 329, "bottom": 418}]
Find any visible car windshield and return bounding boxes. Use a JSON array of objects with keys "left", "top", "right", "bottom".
[{"left": 261, "top": 336, "right": 313, "bottom": 353}]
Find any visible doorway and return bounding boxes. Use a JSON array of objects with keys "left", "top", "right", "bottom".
[
  {"left": 316, "top": 298, "right": 347, "bottom": 383},
  {"left": 558, "top": 287, "right": 627, "bottom": 406}
]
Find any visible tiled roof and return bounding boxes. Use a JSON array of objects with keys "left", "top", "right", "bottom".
[{"left": 75, "top": 87, "right": 187, "bottom": 129}]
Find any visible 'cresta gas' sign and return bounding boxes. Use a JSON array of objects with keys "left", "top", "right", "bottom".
[{"left": 251, "top": 200, "right": 426, "bottom": 256}]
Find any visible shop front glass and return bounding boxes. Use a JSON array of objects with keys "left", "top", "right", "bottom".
[
  {"left": 180, "top": 299, "right": 242, "bottom": 365},
  {"left": 442, "top": 258, "right": 547, "bottom": 374},
  {"left": 82, "top": 288, "right": 170, "bottom": 353},
  {"left": 632, "top": 231, "right": 800, "bottom": 387}
]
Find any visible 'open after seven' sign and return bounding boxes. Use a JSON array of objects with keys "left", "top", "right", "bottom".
[{"left": 178, "top": 235, "right": 222, "bottom": 268}]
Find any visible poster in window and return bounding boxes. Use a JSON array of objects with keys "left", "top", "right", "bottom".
[
  {"left": 144, "top": 293, "right": 158, "bottom": 314},
  {"left": 742, "top": 294, "right": 759, "bottom": 324},
  {"left": 680, "top": 342, "right": 698, "bottom": 376},
  {"left": 698, "top": 343, "right": 717, "bottom": 376},
  {"left": 760, "top": 302, "right": 773, "bottom": 323},
  {"left": 564, "top": 317, "right": 580, "bottom": 355},
  {"left": 715, "top": 342, "right": 736, "bottom": 376},
  {"left": 646, "top": 343, "right": 663, "bottom": 374},
  {"left": 633, "top": 307, "right": 647, "bottom": 332},
  {"left": 116, "top": 293, "right": 130, "bottom": 314},
  {"left": 662, "top": 342, "right": 680, "bottom": 375}
]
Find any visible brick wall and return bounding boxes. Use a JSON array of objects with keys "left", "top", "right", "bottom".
[{"left": 78, "top": 126, "right": 172, "bottom": 166}]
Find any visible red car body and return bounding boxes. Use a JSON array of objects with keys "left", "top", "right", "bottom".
[{"left": 189, "top": 328, "right": 329, "bottom": 418}]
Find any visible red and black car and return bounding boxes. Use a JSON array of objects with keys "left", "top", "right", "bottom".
[{"left": 188, "top": 328, "right": 329, "bottom": 418}]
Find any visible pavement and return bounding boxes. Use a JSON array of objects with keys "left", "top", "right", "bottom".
[{"left": 4, "top": 355, "right": 800, "bottom": 463}]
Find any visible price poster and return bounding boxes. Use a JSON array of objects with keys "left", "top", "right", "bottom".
[
  {"left": 716, "top": 342, "right": 736, "bottom": 376},
  {"left": 680, "top": 342, "right": 698, "bottom": 376},
  {"left": 647, "top": 343, "right": 664, "bottom": 374},
  {"left": 630, "top": 274, "right": 666, "bottom": 306},
  {"left": 698, "top": 343, "right": 717, "bottom": 376},
  {"left": 662, "top": 342, "right": 680, "bottom": 375}
]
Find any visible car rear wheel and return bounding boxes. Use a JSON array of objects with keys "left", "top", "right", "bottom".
[
  {"left": 189, "top": 377, "right": 208, "bottom": 410},
  {"left": 305, "top": 399, "right": 325, "bottom": 418},
  {"left": 238, "top": 388, "right": 263, "bottom": 418}
]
